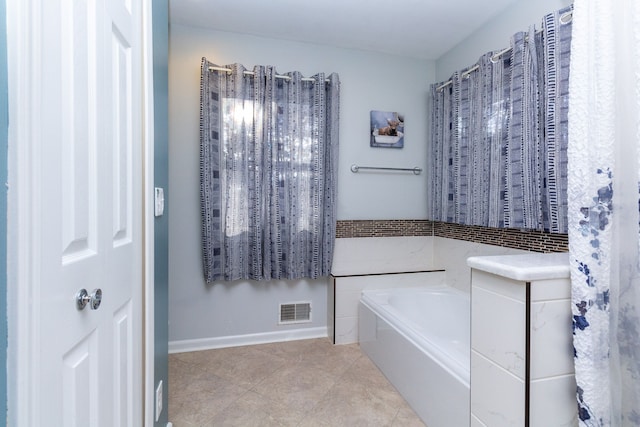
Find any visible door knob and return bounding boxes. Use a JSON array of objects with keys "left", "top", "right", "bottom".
[{"left": 76, "top": 288, "right": 103, "bottom": 310}]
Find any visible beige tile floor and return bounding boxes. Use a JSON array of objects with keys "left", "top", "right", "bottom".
[{"left": 169, "top": 338, "right": 427, "bottom": 426}]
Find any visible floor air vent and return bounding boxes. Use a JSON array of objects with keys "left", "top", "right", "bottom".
[{"left": 279, "top": 302, "right": 312, "bottom": 324}]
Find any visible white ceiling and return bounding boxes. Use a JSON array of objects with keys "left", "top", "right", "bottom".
[{"left": 169, "top": 0, "right": 520, "bottom": 60}]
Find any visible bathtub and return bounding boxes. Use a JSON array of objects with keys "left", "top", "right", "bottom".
[{"left": 359, "top": 284, "right": 470, "bottom": 427}]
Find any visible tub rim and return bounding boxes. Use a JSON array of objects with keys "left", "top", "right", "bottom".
[{"left": 360, "top": 284, "right": 470, "bottom": 387}]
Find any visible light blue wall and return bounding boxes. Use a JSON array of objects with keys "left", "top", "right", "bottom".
[
  {"left": 168, "top": 25, "right": 435, "bottom": 345},
  {"left": 435, "top": 0, "right": 573, "bottom": 81},
  {"left": 0, "top": 0, "right": 7, "bottom": 423},
  {"left": 153, "top": 0, "right": 169, "bottom": 425}
]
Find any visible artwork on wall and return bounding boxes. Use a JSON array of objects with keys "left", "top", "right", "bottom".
[{"left": 370, "top": 110, "right": 404, "bottom": 148}]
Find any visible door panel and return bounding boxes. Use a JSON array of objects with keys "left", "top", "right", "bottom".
[
  {"left": 62, "top": 333, "right": 98, "bottom": 427},
  {"left": 60, "top": 0, "right": 98, "bottom": 261},
  {"left": 114, "top": 301, "right": 134, "bottom": 426},
  {"left": 111, "top": 23, "right": 133, "bottom": 245}
]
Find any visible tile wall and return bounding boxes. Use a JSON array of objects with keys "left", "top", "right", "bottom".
[
  {"left": 330, "top": 220, "right": 569, "bottom": 346},
  {"left": 336, "top": 220, "right": 568, "bottom": 253},
  {"left": 470, "top": 269, "right": 577, "bottom": 426},
  {"left": 336, "top": 220, "right": 432, "bottom": 238},
  {"left": 330, "top": 236, "right": 440, "bottom": 345}
]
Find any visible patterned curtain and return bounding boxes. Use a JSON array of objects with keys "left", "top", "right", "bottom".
[
  {"left": 429, "top": 6, "right": 572, "bottom": 233},
  {"left": 568, "top": 0, "right": 640, "bottom": 425},
  {"left": 200, "top": 59, "right": 340, "bottom": 282}
]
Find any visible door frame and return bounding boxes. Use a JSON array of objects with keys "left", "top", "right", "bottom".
[
  {"left": 141, "top": 0, "right": 157, "bottom": 425},
  {"left": 5, "top": 0, "right": 156, "bottom": 425}
]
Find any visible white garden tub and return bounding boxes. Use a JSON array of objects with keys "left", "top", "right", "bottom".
[{"left": 359, "top": 284, "right": 470, "bottom": 427}]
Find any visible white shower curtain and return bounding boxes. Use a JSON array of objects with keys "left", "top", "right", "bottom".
[{"left": 568, "top": 1, "right": 640, "bottom": 425}]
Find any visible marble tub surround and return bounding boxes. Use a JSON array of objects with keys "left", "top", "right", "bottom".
[
  {"left": 330, "top": 236, "right": 442, "bottom": 344},
  {"left": 330, "top": 271, "right": 445, "bottom": 344},
  {"left": 469, "top": 253, "right": 577, "bottom": 427},
  {"left": 467, "top": 252, "right": 570, "bottom": 281},
  {"left": 331, "top": 236, "right": 436, "bottom": 276},
  {"left": 168, "top": 338, "right": 425, "bottom": 426},
  {"left": 331, "top": 235, "right": 528, "bottom": 279},
  {"left": 329, "top": 236, "right": 527, "bottom": 345},
  {"left": 432, "top": 237, "right": 527, "bottom": 292}
]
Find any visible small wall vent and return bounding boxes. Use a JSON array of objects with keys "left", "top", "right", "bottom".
[{"left": 279, "top": 302, "right": 312, "bottom": 324}]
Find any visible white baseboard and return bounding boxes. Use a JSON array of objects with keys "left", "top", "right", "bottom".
[{"left": 168, "top": 326, "right": 328, "bottom": 354}]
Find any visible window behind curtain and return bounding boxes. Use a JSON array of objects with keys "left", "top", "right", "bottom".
[
  {"left": 429, "top": 6, "right": 572, "bottom": 233},
  {"left": 200, "top": 60, "right": 340, "bottom": 282}
]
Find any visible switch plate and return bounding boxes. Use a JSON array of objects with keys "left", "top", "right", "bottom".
[
  {"left": 155, "top": 380, "right": 163, "bottom": 422},
  {"left": 154, "top": 187, "right": 165, "bottom": 217}
]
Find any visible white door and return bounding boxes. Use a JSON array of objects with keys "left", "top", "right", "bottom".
[{"left": 8, "top": 0, "right": 144, "bottom": 425}]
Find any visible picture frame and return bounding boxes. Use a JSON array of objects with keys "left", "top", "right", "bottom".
[{"left": 370, "top": 110, "right": 404, "bottom": 148}]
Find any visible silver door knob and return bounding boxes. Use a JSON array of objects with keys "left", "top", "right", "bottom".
[{"left": 76, "top": 288, "right": 103, "bottom": 310}]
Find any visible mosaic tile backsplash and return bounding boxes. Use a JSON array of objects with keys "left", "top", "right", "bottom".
[
  {"left": 336, "top": 220, "right": 432, "bottom": 238},
  {"left": 336, "top": 220, "right": 568, "bottom": 253}
]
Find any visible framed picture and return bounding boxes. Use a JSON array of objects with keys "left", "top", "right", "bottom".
[{"left": 370, "top": 110, "right": 404, "bottom": 148}]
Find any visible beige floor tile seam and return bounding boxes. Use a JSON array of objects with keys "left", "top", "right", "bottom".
[
  {"left": 168, "top": 356, "right": 256, "bottom": 425},
  {"left": 168, "top": 340, "right": 426, "bottom": 427},
  {"left": 246, "top": 362, "right": 339, "bottom": 423},
  {"left": 290, "top": 353, "right": 373, "bottom": 427},
  {"left": 170, "top": 346, "right": 314, "bottom": 425},
  {"left": 205, "top": 354, "right": 339, "bottom": 426},
  {"left": 220, "top": 346, "right": 364, "bottom": 427},
  {"left": 205, "top": 366, "right": 294, "bottom": 425},
  {"left": 390, "top": 406, "right": 407, "bottom": 426}
]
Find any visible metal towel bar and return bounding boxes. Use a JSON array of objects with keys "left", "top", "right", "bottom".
[{"left": 350, "top": 164, "right": 422, "bottom": 175}]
